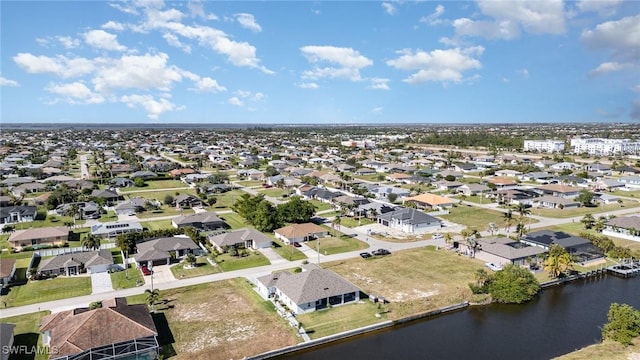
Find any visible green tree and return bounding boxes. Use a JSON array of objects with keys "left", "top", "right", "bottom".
[
  {"left": 387, "top": 193, "right": 398, "bottom": 203},
  {"left": 602, "top": 303, "right": 640, "bottom": 346},
  {"left": 544, "top": 244, "right": 574, "bottom": 278},
  {"left": 81, "top": 234, "right": 101, "bottom": 251},
  {"left": 277, "top": 196, "right": 317, "bottom": 223},
  {"left": 163, "top": 194, "right": 174, "bottom": 205},
  {"left": 134, "top": 177, "right": 145, "bottom": 187},
  {"left": 145, "top": 289, "right": 160, "bottom": 312},
  {"left": 185, "top": 253, "right": 197, "bottom": 266},
  {"left": 503, "top": 210, "right": 514, "bottom": 232},
  {"left": 576, "top": 190, "right": 595, "bottom": 207},
  {"left": 581, "top": 213, "right": 596, "bottom": 230},
  {"left": 487, "top": 264, "right": 540, "bottom": 304}
]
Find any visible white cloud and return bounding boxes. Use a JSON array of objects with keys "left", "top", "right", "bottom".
[
  {"left": 386, "top": 46, "right": 484, "bottom": 84},
  {"left": 120, "top": 94, "right": 183, "bottom": 119},
  {"left": 36, "top": 38, "right": 50, "bottom": 47},
  {"left": 371, "top": 107, "right": 384, "bottom": 114},
  {"left": 84, "top": 30, "right": 127, "bottom": 51},
  {"left": 101, "top": 21, "right": 125, "bottom": 31},
  {"left": 92, "top": 53, "right": 183, "bottom": 93},
  {"left": 13, "top": 53, "right": 95, "bottom": 78},
  {"left": 228, "top": 97, "right": 244, "bottom": 106},
  {"left": 576, "top": 0, "right": 622, "bottom": 16},
  {"left": 163, "top": 33, "right": 192, "bottom": 53},
  {"left": 382, "top": 2, "right": 397, "bottom": 16},
  {"left": 420, "top": 4, "right": 445, "bottom": 26},
  {"left": 367, "top": 78, "right": 390, "bottom": 90},
  {"left": 298, "top": 82, "right": 319, "bottom": 89},
  {"left": 56, "top": 36, "right": 81, "bottom": 49},
  {"left": 108, "top": 2, "right": 139, "bottom": 15},
  {"left": 45, "top": 81, "right": 105, "bottom": 104},
  {"left": 517, "top": 68, "right": 530, "bottom": 78},
  {"left": 235, "top": 13, "right": 262, "bottom": 32},
  {"left": 191, "top": 77, "right": 226, "bottom": 92},
  {"left": 453, "top": 0, "right": 566, "bottom": 40},
  {"left": 0, "top": 77, "right": 19, "bottom": 87},
  {"left": 300, "top": 45, "right": 373, "bottom": 81},
  {"left": 582, "top": 15, "right": 640, "bottom": 75}
]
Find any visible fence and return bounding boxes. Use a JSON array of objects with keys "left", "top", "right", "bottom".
[{"left": 34, "top": 243, "right": 116, "bottom": 257}]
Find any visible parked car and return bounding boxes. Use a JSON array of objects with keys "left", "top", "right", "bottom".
[
  {"left": 486, "top": 263, "right": 503, "bottom": 272},
  {"left": 140, "top": 266, "right": 152, "bottom": 276},
  {"left": 372, "top": 249, "right": 391, "bottom": 256},
  {"left": 359, "top": 252, "right": 372, "bottom": 259},
  {"left": 293, "top": 242, "right": 301, "bottom": 248},
  {"left": 432, "top": 233, "right": 443, "bottom": 239}
]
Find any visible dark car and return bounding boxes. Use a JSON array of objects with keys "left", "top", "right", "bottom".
[
  {"left": 359, "top": 252, "right": 372, "bottom": 259},
  {"left": 293, "top": 242, "right": 302, "bottom": 248},
  {"left": 372, "top": 249, "right": 391, "bottom": 256},
  {"left": 140, "top": 266, "right": 152, "bottom": 276}
]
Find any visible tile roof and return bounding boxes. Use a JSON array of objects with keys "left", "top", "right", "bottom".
[
  {"left": 274, "top": 223, "right": 327, "bottom": 239},
  {"left": 8, "top": 226, "right": 69, "bottom": 243},
  {"left": 404, "top": 193, "right": 454, "bottom": 206},
  {"left": 208, "top": 228, "right": 272, "bottom": 248}
]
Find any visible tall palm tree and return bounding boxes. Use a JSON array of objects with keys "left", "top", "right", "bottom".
[
  {"left": 502, "top": 210, "right": 514, "bottom": 232},
  {"left": 544, "top": 246, "right": 574, "bottom": 278},
  {"left": 145, "top": 289, "right": 160, "bottom": 312},
  {"left": 81, "top": 234, "right": 101, "bottom": 251}
]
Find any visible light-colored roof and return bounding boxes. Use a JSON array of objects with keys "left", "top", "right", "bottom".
[
  {"left": 172, "top": 212, "right": 225, "bottom": 226},
  {"left": 0, "top": 258, "right": 16, "bottom": 278},
  {"left": 39, "top": 250, "right": 113, "bottom": 272},
  {"left": 535, "top": 184, "right": 582, "bottom": 193},
  {"left": 404, "top": 193, "right": 454, "bottom": 206},
  {"left": 606, "top": 216, "right": 640, "bottom": 230},
  {"left": 274, "top": 223, "right": 327, "bottom": 239},
  {"left": 477, "top": 238, "right": 546, "bottom": 260},
  {"left": 134, "top": 236, "right": 200, "bottom": 262},
  {"left": 208, "top": 228, "right": 271, "bottom": 248},
  {"left": 8, "top": 226, "right": 69, "bottom": 243}
]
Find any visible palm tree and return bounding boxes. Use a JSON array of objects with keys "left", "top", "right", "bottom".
[
  {"left": 544, "top": 244, "right": 574, "bottom": 278},
  {"left": 581, "top": 214, "right": 596, "bottom": 230},
  {"left": 516, "top": 203, "right": 532, "bottom": 231},
  {"left": 502, "top": 210, "right": 514, "bottom": 232},
  {"left": 444, "top": 232, "right": 453, "bottom": 245},
  {"left": 145, "top": 289, "right": 160, "bottom": 312},
  {"left": 81, "top": 234, "right": 101, "bottom": 251},
  {"left": 331, "top": 216, "right": 342, "bottom": 236}
]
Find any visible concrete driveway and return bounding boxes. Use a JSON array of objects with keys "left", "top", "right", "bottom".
[
  {"left": 258, "top": 247, "right": 287, "bottom": 265},
  {"left": 90, "top": 272, "right": 114, "bottom": 294},
  {"left": 145, "top": 264, "right": 175, "bottom": 285}
]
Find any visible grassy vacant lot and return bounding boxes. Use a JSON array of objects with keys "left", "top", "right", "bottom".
[
  {"left": 125, "top": 189, "right": 197, "bottom": 202},
  {"left": 0, "top": 311, "right": 51, "bottom": 360},
  {"left": 218, "top": 212, "right": 248, "bottom": 229},
  {"left": 211, "top": 190, "right": 247, "bottom": 210},
  {"left": 215, "top": 251, "right": 270, "bottom": 272},
  {"left": 129, "top": 279, "right": 299, "bottom": 359},
  {"left": 297, "top": 301, "right": 388, "bottom": 339},
  {"left": 111, "top": 266, "right": 144, "bottom": 289},
  {"left": 554, "top": 339, "right": 640, "bottom": 360},
  {"left": 1, "top": 276, "right": 92, "bottom": 307},
  {"left": 98, "top": 210, "right": 119, "bottom": 222},
  {"left": 324, "top": 246, "right": 484, "bottom": 320},
  {"left": 235, "top": 180, "right": 264, "bottom": 187},
  {"left": 440, "top": 205, "right": 523, "bottom": 232},
  {"left": 141, "top": 219, "right": 174, "bottom": 231},
  {"left": 269, "top": 236, "right": 307, "bottom": 261},
  {"left": 119, "top": 179, "right": 186, "bottom": 192},
  {"left": 531, "top": 200, "right": 639, "bottom": 219},
  {"left": 305, "top": 235, "right": 369, "bottom": 255},
  {"left": 170, "top": 257, "right": 221, "bottom": 279}
]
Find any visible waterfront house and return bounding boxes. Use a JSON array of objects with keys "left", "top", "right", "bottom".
[
  {"left": 207, "top": 228, "right": 272, "bottom": 252},
  {"left": 8, "top": 226, "right": 69, "bottom": 250},
  {"left": 603, "top": 216, "right": 640, "bottom": 242},
  {"left": 172, "top": 211, "right": 228, "bottom": 230},
  {"left": 40, "top": 298, "right": 158, "bottom": 360},
  {"left": 256, "top": 263, "right": 361, "bottom": 314},
  {"left": 38, "top": 249, "right": 114, "bottom": 276},
  {"left": 377, "top": 207, "right": 442, "bottom": 234},
  {"left": 274, "top": 223, "right": 328, "bottom": 245},
  {"left": 522, "top": 230, "right": 604, "bottom": 265},
  {"left": 134, "top": 236, "right": 201, "bottom": 267},
  {"left": 457, "top": 237, "right": 546, "bottom": 267}
]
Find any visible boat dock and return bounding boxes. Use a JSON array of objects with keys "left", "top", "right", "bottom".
[{"left": 607, "top": 259, "right": 640, "bottom": 278}]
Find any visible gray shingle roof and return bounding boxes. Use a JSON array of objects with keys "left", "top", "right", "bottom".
[
  {"left": 39, "top": 249, "right": 113, "bottom": 272},
  {"left": 377, "top": 208, "right": 440, "bottom": 225},
  {"left": 207, "top": 228, "right": 271, "bottom": 248},
  {"left": 606, "top": 215, "right": 640, "bottom": 230},
  {"left": 134, "top": 236, "right": 199, "bottom": 262}
]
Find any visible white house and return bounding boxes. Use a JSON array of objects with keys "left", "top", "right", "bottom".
[{"left": 377, "top": 208, "right": 442, "bottom": 234}]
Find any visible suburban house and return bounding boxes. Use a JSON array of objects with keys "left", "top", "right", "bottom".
[
  {"left": 377, "top": 208, "right": 442, "bottom": 234},
  {"left": 38, "top": 250, "right": 115, "bottom": 276},
  {"left": 370, "top": 186, "right": 410, "bottom": 201},
  {"left": 8, "top": 226, "right": 69, "bottom": 250},
  {"left": 134, "top": 236, "right": 202, "bottom": 267},
  {"left": 173, "top": 194, "right": 202, "bottom": 209},
  {"left": 111, "top": 177, "right": 135, "bottom": 188},
  {"left": 532, "top": 195, "right": 581, "bottom": 209},
  {"left": 595, "top": 178, "right": 626, "bottom": 192},
  {"left": 207, "top": 228, "right": 272, "bottom": 252},
  {"left": 615, "top": 176, "right": 640, "bottom": 191},
  {"left": 458, "top": 183, "right": 491, "bottom": 196},
  {"left": 532, "top": 184, "right": 583, "bottom": 199},
  {"left": 40, "top": 298, "right": 158, "bottom": 360},
  {"left": 487, "top": 177, "right": 519, "bottom": 190},
  {"left": 603, "top": 216, "right": 640, "bottom": 242},
  {"left": 91, "top": 189, "right": 121, "bottom": 205},
  {"left": 0, "top": 258, "right": 16, "bottom": 286},
  {"left": 274, "top": 223, "right": 328, "bottom": 245},
  {"left": 114, "top": 197, "right": 148, "bottom": 216},
  {"left": 457, "top": 237, "right": 546, "bottom": 267},
  {"left": 91, "top": 221, "right": 143, "bottom": 239},
  {"left": 172, "top": 212, "right": 228, "bottom": 230},
  {"left": 0, "top": 205, "right": 37, "bottom": 225},
  {"left": 403, "top": 193, "right": 455, "bottom": 210},
  {"left": 256, "top": 263, "right": 361, "bottom": 314},
  {"left": 494, "top": 169, "right": 523, "bottom": 177},
  {"left": 433, "top": 180, "right": 464, "bottom": 192},
  {"left": 0, "top": 323, "right": 15, "bottom": 360},
  {"left": 521, "top": 230, "right": 604, "bottom": 265}
]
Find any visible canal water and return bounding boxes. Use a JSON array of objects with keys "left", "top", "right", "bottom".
[{"left": 280, "top": 275, "right": 640, "bottom": 360}]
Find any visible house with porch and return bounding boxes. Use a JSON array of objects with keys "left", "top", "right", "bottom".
[
  {"left": 456, "top": 237, "right": 546, "bottom": 267},
  {"left": 274, "top": 223, "right": 328, "bottom": 245},
  {"left": 0, "top": 205, "right": 37, "bottom": 225},
  {"left": 256, "top": 263, "right": 361, "bottom": 314},
  {"left": 8, "top": 226, "right": 69, "bottom": 250},
  {"left": 531, "top": 195, "right": 581, "bottom": 209},
  {"left": 38, "top": 249, "right": 114, "bottom": 276},
  {"left": 40, "top": 297, "right": 158, "bottom": 360},
  {"left": 208, "top": 228, "right": 272, "bottom": 252},
  {"left": 377, "top": 208, "right": 442, "bottom": 234},
  {"left": 603, "top": 216, "right": 640, "bottom": 242},
  {"left": 133, "top": 236, "right": 202, "bottom": 267}
]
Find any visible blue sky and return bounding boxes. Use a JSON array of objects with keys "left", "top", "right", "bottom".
[{"left": 1, "top": 0, "right": 639, "bottom": 124}]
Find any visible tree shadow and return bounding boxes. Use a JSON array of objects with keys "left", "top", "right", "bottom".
[
  {"left": 151, "top": 312, "right": 175, "bottom": 353},
  {"left": 9, "top": 333, "right": 39, "bottom": 360}
]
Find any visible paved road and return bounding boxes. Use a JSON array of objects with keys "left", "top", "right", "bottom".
[{"left": 79, "top": 154, "right": 90, "bottom": 179}]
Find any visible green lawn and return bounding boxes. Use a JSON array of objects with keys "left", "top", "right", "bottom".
[
  {"left": 451, "top": 194, "right": 494, "bottom": 205},
  {"left": 0, "top": 311, "right": 51, "bottom": 360},
  {"left": 1, "top": 277, "right": 92, "bottom": 307},
  {"left": 339, "top": 217, "right": 375, "bottom": 228},
  {"left": 297, "top": 301, "right": 388, "bottom": 339},
  {"left": 258, "top": 188, "right": 291, "bottom": 198},
  {"left": 98, "top": 210, "right": 119, "bottom": 222},
  {"left": 235, "top": 180, "right": 264, "bottom": 187},
  {"left": 119, "top": 179, "right": 186, "bottom": 192},
  {"left": 214, "top": 251, "right": 270, "bottom": 271},
  {"left": 309, "top": 200, "right": 333, "bottom": 212},
  {"left": 531, "top": 200, "right": 638, "bottom": 219},
  {"left": 210, "top": 190, "right": 246, "bottom": 210},
  {"left": 111, "top": 265, "right": 145, "bottom": 289},
  {"left": 136, "top": 206, "right": 195, "bottom": 219},
  {"left": 269, "top": 235, "right": 307, "bottom": 261},
  {"left": 305, "top": 235, "right": 369, "bottom": 255},
  {"left": 170, "top": 257, "right": 221, "bottom": 278},
  {"left": 441, "top": 205, "right": 523, "bottom": 232},
  {"left": 218, "top": 212, "right": 248, "bottom": 229},
  {"left": 125, "top": 189, "right": 197, "bottom": 202},
  {"left": 140, "top": 219, "right": 174, "bottom": 231}
]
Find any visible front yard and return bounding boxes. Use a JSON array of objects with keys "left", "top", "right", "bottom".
[
  {"left": 269, "top": 236, "right": 307, "bottom": 261},
  {"left": 170, "top": 256, "right": 221, "bottom": 279},
  {"left": 1, "top": 276, "right": 92, "bottom": 307},
  {"left": 214, "top": 251, "right": 270, "bottom": 272},
  {"left": 111, "top": 266, "right": 144, "bottom": 289},
  {"left": 305, "top": 235, "right": 369, "bottom": 255}
]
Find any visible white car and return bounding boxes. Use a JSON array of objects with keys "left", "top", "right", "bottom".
[
  {"left": 432, "top": 233, "right": 443, "bottom": 239},
  {"left": 486, "top": 263, "right": 503, "bottom": 272}
]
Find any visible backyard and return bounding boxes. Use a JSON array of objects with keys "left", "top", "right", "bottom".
[
  {"left": 0, "top": 311, "right": 51, "bottom": 360},
  {"left": 297, "top": 301, "right": 388, "bottom": 339},
  {"left": 127, "top": 279, "right": 299, "bottom": 359}
]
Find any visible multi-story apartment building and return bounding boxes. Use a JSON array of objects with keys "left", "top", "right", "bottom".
[
  {"left": 570, "top": 138, "right": 640, "bottom": 156},
  {"left": 523, "top": 139, "right": 565, "bottom": 153}
]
